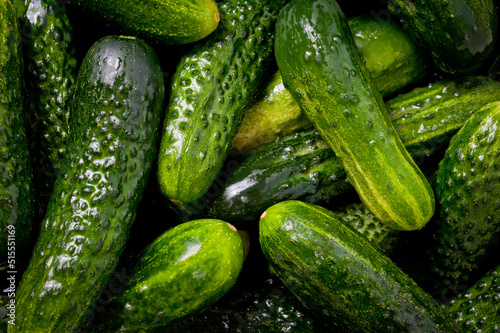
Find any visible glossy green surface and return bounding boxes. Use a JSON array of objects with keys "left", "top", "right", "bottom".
[
  {"left": 259, "top": 200, "right": 459, "bottom": 332},
  {"left": 275, "top": 0, "right": 434, "bottom": 231},
  {"left": 383, "top": 0, "right": 497, "bottom": 74},
  {"left": 231, "top": 14, "right": 430, "bottom": 154},
  {"left": 12, "top": 35, "right": 164, "bottom": 332},
  {"left": 16, "top": 0, "right": 77, "bottom": 213},
  {"left": 428, "top": 101, "right": 500, "bottom": 295},
  {"left": 445, "top": 263, "right": 500, "bottom": 332},
  {"left": 157, "top": 0, "right": 286, "bottom": 205},
  {"left": 91, "top": 219, "right": 245, "bottom": 332},
  {"left": 75, "top": 0, "right": 220, "bottom": 45},
  {"left": 0, "top": 0, "right": 35, "bottom": 264}
]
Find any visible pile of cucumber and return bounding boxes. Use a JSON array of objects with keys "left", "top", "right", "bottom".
[{"left": 1, "top": 0, "right": 500, "bottom": 331}]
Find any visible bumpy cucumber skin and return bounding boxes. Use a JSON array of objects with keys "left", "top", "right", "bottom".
[
  {"left": 92, "top": 219, "right": 244, "bottom": 332},
  {"left": 75, "top": 0, "right": 220, "bottom": 45},
  {"left": 259, "top": 200, "right": 459, "bottom": 332},
  {"left": 383, "top": 0, "right": 497, "bottom": 75},
  {"left": 231, "top": 14, "right": 430, "bottom": 154},
  {"left": 209, "top": 130, "right": 351, "bottom": 226},
  {"left": 445, "top": 265, "right": 500, "bottom": 332},
  {"left": 388, "top": 76, "right": 500, "bottom": 161},
  {"left": 0, "top": 0, "right": 35, "bottom": 264},
  {"left": 428, "top": 101, "right": 500, "bottom": 295},
  {"left": 12, "top": 36, "right": 164, "bottom": 332},
  {"left": 157, "top": 0, "right": 286, "bottom": 205},
  {"left": 16, "top": 0, "right": 77, "bottom": 211},
  {"left": 275, "top": 0, "right": 434, "bottom": 231}
]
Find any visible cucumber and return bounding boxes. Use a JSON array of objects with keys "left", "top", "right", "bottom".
[
  {"left": 15, "top": 0, "right": 77, "bottom": 213},
  {"left": 231, "top": 14, "right": 430, "bottom": 155},
  {"left": 211, "top": 76, "right": 500, "bottom": 225},
  {"left": 0, "top": 0, "right": 35, "bottom": 264},
  {"left": 259, "top": 200, "right": 459, "bottom": 332},
  {"left": 12, "top": 35, "right": 164, "bottom": 332},
  {"left": 87, "top": 219, "right": 245, "bottom": 332},
  {"left": 427, "top": 101, "right": 500, "bottom": 296},
  {"left": 157, "top": 0, "right": 286, "bottom": 205},
  {"left": 445, "top": 263, "right": 500, "bottom": 332},
  {"left": 382, "top": 0, "right": 497, "bottom": 75},
  {"left": 275, "top": 0, "right": 434, "bottom": 231},
  {"left": 74, "top": 0, "right": 220, "bottom": 45}
]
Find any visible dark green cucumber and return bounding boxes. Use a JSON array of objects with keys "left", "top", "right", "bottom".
[
  {"left": 382, "top": 0, "right": 497, "bottom": 75},
  {"left": 0, "top": 0, "right": 35, "bottom": 264},
  {"left": 12, "top": 35, "right": 164, "bottom": 332},
  {"left": 231, "top": 14, "right": 430, "bottom": 155},
  {"left": 88, "top": 219, "right": 244, "bottom": 332},
  {"left": 157, "top": 0, "right": 286, "bottom": 205},
  {"left": 259, "top": 200, "right": 459, "bottom": 332},
  {"left": 15, "top": 0, "right": 77, "bottom": 212},
  {"left": 75, "top": 0, "right": 220, "bottom": 45},
  {"left": 426, "top": 101, "right": 500, "bottom": 296},
  {"left": 445, "top": 263, "right": 500, "bottom": 332},
  {"left": 275, "top": 0, "right": 434, "bottom": 231},
  {"left": 211, "top": 76, "right": 500, "bottom": 225}
]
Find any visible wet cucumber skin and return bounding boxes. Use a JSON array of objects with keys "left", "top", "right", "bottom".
[
  {"left": 12, "top": 35, "right": 164, "bottom": 332},
  {"left": 259, "top": 200, "right": 459, "bottom": 332},
  {"left": 0, "top": 0, "right": 35, "bottom": 264},
  {"left": 157, "top": 0, "right": 287, "bottom": 205},
  {"left": 275, "top": 0, "right": 435, "bottom": 231}
]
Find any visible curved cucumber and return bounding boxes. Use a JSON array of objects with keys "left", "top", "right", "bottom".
[
  {"left": 275, "top": 0, "right": 434, "bottom": 231},
  {"left": 0, "top": 0, "right": 35, "bottom": 264},
  {"left": 90, "top": 219, "right": 245, "bottom": 332},
  {"left": 382, "top": 0, "right": 497, "bottom": 74},
  {"left": 75, "top": 0, "right": 220, "bottom": 45},
  {"left": 231, "top": 14, "right": 430, "bottom": 154},
  {"left": 157, "top": 0, "right": 286, "bottom": 205},
  {"left": 259, "top": 200, "right": 459, "bottom": 332},
  {"left": 12, "top": 35, "right": 164, "bottom": 332}
]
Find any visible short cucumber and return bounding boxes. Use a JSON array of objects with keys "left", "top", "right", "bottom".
[
  {"left": 87, "top": 219, "right": 245, "bottom": 332},
  {"left": 259, "top": 200, "right": 459, "bottom": 332},
  {"left": 12, "top": 35, "right": 164, "bottom": 332},
  {"left": 231, "top": 14, "right": 430, "bottom": 154},
  {"left": 382, "top": 0, "right": 497, "bottom": 74},
  {"left": 0, "top": 0, "right": 35, "bottom": 264},
  {"left": 157, "top": 0, "right": 286, "bottom": 206},
  {"left": 427, "top": 101, "right": 500, "bottom": 295},
  {"left": 74, "top": 0, "right": 220, "bottom": 45},
  {"left": 211, "top": 76, "right": 500, "bottom": 225},
  {"left": 275, "top": 0, "right": 434, "bottom": 231}
]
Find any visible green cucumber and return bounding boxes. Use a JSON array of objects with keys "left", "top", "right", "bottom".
[
  {"left": 157, "top": 0, "right": 286, "bottom": 205},
  {"left": 0, "top": 0, "right": 35, "bottom": 264},
  {"left": 15, "top": 0, "right": 77, "bottom": 212},
  {"left": 382, "top": 0, "right": 497, "bottom": 75},
  {"left": 87, "top": 219, "right": 245, "bottom": 332},
  {"left": 275, "top": 0, "right": 434, "bottom": 231},
  {"left": 12, "top": 35, "right": 164, "bottom": 332},
  {"left": 74, "top": 0, "right": 220, "bottom": 45},
  {"left": 211, "top": 76, "right": 500, "bottom": 225},
  {"left": 445, "top": 263, "right": 500, "bottom": 332},
  {"left": 427, "top": 101, "right": 500, "bottom": 296},
  {"left": 259, "top": 200, "right": 459, "bottom": 332},
  {"left": 231, "top": 14, "right": 430, "bottom": 155}
]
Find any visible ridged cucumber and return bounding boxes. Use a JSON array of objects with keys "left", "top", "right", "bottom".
[
  {"left": 382, "top": 0, "right": 497, "bottom": 74},
  {"left": 88, "top": 219, "right": 245, "bottom": 332},
  {"left": 259, "top": 200, "right": 459, "bottom": 332},
  {"left": 275, "top": 0, "right": 434, "bottom": 231},
  {"left": 0, "top": 0, "right": 35, "bottom": 264},
  {"left": 12, "top": 35, "right": 164, "bottom": 332},
  {"left": 231, "top": 14, "right": 430, "bottom": 154},
  {"left": 74, "top": 0, "right": 220, "bottom": 45},
  {"left": 157, "top": 0, "right": 287, "bottom": 206}
]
